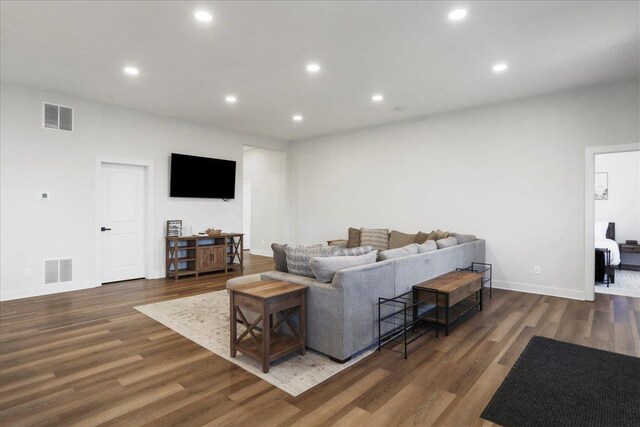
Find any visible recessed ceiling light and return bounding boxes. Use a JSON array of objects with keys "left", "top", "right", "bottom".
[
  {"left": 292, "top": 114, "right": 303, "bottom": 122},
  {"left": 492, "top": 63, "right": 508, "bottom": 72},
  {"left": 225, "top": 95, "right": 237, "bottom": 104},
  {"left": 371, "top": 94, "right": 384, "bottom": 102},
  {"left": 306, "top": 63, "right": 321, "bottom": 73},
  {"left": 448, "top": 9, "right": 468, "bottom": 21},
  {"left": 123, "top": 66, "right": 139, "bottom": 76},
  {"left": 194, "top": 10, "right": 213, "bottom": 22}
]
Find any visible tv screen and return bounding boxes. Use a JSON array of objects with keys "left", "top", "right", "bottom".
[{"left": 170, "top": 153, "right": 236, "bottom": 199}]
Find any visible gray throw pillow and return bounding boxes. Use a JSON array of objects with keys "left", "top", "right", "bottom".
[
  {"left": 310, "top": 250, "right": 378, "bottom": 283},
  {"left": 378, "top": 244, "right": 419, "bottom": 261},
  {"left": 271, "top": 243, "right": 288, "bottom": 272},
  {"left": 417, "top": 240, "right": 437, "bottom": 253},
  {"left": 360, "top": 228, "right": 389, "bottom": 251},
  {"left": 334, "top": 245, "right": 373, "bottom": 256},
  {"left": 285, "top": 245, "right": 338, "bottom": 278},
  {"left": 435, "top": 237, "right": 458, "bottom": 249},
  {"left": 388, "top": 230, "right": 418, "bottom": 249},
  {"left": 347, "top": 227, "right": 361, "bottom": 248},
  {"left": 450, "top": 233, "right": 477, "bottom": 244}
]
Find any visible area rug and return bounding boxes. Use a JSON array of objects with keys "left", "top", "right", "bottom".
[
  {"left": 596, "top": 269, "right": 640, "bottom": 298},
  {"left": 135, "top": 290, "right": 374, "bottom": 397},
  {"left": 481, "top": 336, "right": 640, "bottom": 427}
]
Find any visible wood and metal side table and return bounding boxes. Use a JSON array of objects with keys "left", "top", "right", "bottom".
[
  {"left": 619, "top": 243, "right": 640, "bottom": 271},
  {"left": 414, "top": 271, "right": 483, "bottom": 336},
  {"left": 229, "top": 280, "right": 307, "bottom": 373}
]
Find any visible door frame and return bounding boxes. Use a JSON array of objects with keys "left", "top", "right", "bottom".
[
  {"left": 95, "top": 156, "right": 155, "bottom": 285},
  {"left": 583, "top": 143, "right": 639, "bottom": 301}
]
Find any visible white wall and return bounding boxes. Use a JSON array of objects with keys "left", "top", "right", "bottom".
[
  {"left": 0, "top": 83, "right": 288, "bottom": 300},
  {"left": 289, "top": 79, "right": 640, "bottom": 300},
  {"left": 243, "top": 147, "right": 288, "bottom": 256},
  {"left": 595, "top": 151, "right": 640, "bottom": 266}
]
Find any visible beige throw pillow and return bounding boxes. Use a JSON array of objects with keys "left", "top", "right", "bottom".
[
  {"left": 359, "top": 228, "right": 389, "bottom": 252},
  {"left": 388, "top": 230, "right": 418, "bottom": 249},
  {"left": 347, "top": 227, "right": 361, "bottom": 248}
]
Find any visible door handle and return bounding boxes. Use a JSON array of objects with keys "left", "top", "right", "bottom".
[{"left": 101, "top": 227, "right": 112, "bottom": 232}]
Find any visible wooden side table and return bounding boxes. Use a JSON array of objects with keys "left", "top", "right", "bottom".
[
  {"left": 619, "top": 243, "right": 640, "bottom": 271},
  {"left": 414, "top": 271, "right": 483, "bottom": 336},
  {"left": 229, "top": 280, "right": 307, "bottom": 373}
]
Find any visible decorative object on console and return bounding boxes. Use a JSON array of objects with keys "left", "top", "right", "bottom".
[
  {"left": 359, "top": 228, "right": 389, "bottom": 251},
  {"left": 594, "top": 172, "right": 608, "bottom": 200},
  {"left": 206, "top": 228, "right": 222, "bottom": 236},
  {"left": 166, "top": 219, "right": 182, "bottom": 237}
]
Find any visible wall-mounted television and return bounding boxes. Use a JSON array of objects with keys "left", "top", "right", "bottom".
[{"left": 170, "top": 153, "right": 236, "bottom": 199}]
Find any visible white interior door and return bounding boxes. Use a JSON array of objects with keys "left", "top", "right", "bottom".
[
  {"left": 101, "top": 163, "right": 145, "bottom": 283},
  {"left": 243, "top": 182, "right": 252, "bottom": 250}
]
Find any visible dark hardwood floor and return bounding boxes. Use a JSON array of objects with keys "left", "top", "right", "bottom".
[{"left": 1, "top": 254, "right": 639, "bottom": 426}]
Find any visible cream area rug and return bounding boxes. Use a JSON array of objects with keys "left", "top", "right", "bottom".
[{"left": 135, "top": 290, "right": 375, "bottom": 397}]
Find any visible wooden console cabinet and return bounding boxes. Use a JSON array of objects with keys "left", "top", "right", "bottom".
[{"left": 165, "top": 233, "right": 244, "bottom": 280}]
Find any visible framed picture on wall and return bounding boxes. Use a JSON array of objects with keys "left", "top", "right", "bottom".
[
  {"left": 595, "top": 172, "right": 608, "bottom": 200},
  {"left": 167, "top": 220, "right": 182, "bottom": 237}
]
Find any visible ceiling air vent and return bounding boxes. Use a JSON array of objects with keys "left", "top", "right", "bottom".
[{"left": 43, "top": 103, "right": 73, "bottom": 132}]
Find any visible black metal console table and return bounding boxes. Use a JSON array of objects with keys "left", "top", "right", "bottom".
[{"left": 378, "top": 290, "right": 439, "bottom": 359}]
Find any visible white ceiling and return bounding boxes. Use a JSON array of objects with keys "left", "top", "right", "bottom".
[{"left": 1, "top": 1, "right": 638, "bottom": 142}]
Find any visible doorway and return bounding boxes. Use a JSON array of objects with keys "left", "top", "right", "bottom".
[
  {"left": 584, "top": 143, "right": 640, "bottom": 300},
  {"left": 243, "top": 182, "right": 252, "bottom": 250},
  {"left": 95, "top": 157, "right": 155, "bottom": 285}
]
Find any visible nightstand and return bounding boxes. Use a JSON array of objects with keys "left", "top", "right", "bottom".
[{"left": 619, "top": 243, "right": 640, "bottom": 271}]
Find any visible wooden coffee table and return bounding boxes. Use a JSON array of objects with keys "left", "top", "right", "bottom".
[
  {"left": 413, "top": 271, "right": 482, "bottom": 336},
  {"left": 229, "top": 280, "right": 307, "bottom": 373}
]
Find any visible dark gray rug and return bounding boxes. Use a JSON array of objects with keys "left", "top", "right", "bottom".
[{"left": 481, "top": 336, "right": 640, "bottom": 427}]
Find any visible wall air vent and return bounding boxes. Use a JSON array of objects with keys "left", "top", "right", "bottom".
[
  {"left": 44, "top": 258, "right": 73, "bottom": 284},
  {"left": 43, "top": 103, "right": 73, "bottom": 132}
]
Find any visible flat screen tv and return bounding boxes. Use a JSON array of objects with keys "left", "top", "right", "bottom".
[{"left": 170, "top": 153, "right": 236, "bottom": 199}]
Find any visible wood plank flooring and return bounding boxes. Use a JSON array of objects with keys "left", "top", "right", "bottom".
[{"left": 1, "top": 254, "right": 639, "bottom": 426}]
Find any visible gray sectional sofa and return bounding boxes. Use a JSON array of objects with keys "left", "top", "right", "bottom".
[{"left": 227, "top": 239, "right": 485, "bottom": 362}]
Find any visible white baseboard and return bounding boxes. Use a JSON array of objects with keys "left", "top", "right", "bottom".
[
  {"left": 249, "top": 249, "right": 273, "bottom": 257},
  {"left": 493, "top": 280, "right": 585, "bottom": 301},
  {"left": 0, "top": 282, "right": 100, "bottom": 302}
]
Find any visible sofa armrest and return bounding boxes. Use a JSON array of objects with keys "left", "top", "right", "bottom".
[{"left": 327, "top": 239, "right": 348, "bottom": 247}]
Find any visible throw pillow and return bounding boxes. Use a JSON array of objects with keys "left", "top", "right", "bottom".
[
  {"left": 417, "top": 240, "right": 437, "bottom": 253},
  {"left": 335, "top": 245, "right": 373, "bottom": 256},
  {"left": 378, "top": 244, "right": 419, "bottom": 261},
  {"left": 271, "top": 243, "right": 288, "bottom": 272},
  {"left": 360, "top": 228, "right": 389, "bottom": 251},
  {"left": 388, "top": 230, "right": 418, "bottom": 249},
  {"left": 310, "top": 250, "right": 378, "bottom": 283},
  {"left": 415, "top": 231, "right": 430, "bottom": 244},
  {"left": 450, "top": 233, "right": 477, "bottom": 244},
  {"left": 435, "top": 237, "right": 458, "bottom": 249},
  {"left": 434, "top": 229, "right": 450, "bottom": 240},
  {"left": 347, "top": 227, "right": 361, "bottom": 248},
  {"left": 285, "top": 245, "right": 338, "bottom": 278}
]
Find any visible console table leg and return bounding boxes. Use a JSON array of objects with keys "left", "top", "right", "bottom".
[
  {"left": 262, "top": 304, "right": 270, "bottom": 373},
  {"left": 230, "top": 292, "right": 237, "bottom": 358}
]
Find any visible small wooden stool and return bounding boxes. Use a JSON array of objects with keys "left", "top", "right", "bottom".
[{"left": 229, "top": 280, "right": 307, "bottom": 373}]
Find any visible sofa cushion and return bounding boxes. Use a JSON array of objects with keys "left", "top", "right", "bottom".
[
  {"left": 347, "top": 227, "right": 361, "bottom": 248},
  {"left": 436, "top": 236, "right": 458, "bottom": 249},
  {"left": 417, "top": 240, "right": 437, "bottom": 253},
  {"left": 450, "top": 233, "right": 477, "bottom": 244},
  {"left": 360, "top": 228, "right": 389, "bottom": 251},
  {"left": 388, "top": 230, "right": 418, "bottom": 249},
  {"left": 328, "top": 240, "right": 348, "bottom": 248},
  {"left": 379, "top": 244, "right": 419, "bottom": 261},
  {"left": 310, "top": 251, "right": 378, "bottom": 283},
  {"left": 285, "top": 245, "right": 337, "bottom": 278},
  {"left": 271, "top": 243, "right": 288, "bottom": 272},
  {"left": 415, "top": 231, "right": 430, "bottom": 244},
  {"left": 335, "top": 246, "right": 373, "bottom": 256}
]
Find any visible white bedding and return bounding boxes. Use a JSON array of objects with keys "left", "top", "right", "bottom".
[{"left": 595, "top": 238, "right": 621, "bottom": 266}]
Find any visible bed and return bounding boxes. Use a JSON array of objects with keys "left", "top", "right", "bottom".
[{"left": 595, "top": 221, "right": 619, "bottom": 285}]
